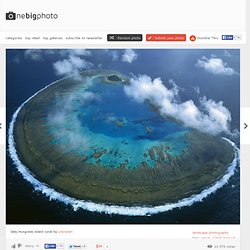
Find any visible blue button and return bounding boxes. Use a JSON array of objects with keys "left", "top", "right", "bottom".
[
  {"left": 222, "top": 35, "right": 234, "bottom": 40},
  {"left": 44, "top": 244, "right": 57, "bottom": 249}
]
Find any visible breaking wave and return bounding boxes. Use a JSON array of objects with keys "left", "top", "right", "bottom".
[{"left": 8, "top": 80, "right": 240, "bottom": 216}]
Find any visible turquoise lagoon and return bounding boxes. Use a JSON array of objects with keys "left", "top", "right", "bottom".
[{"left": 47, "top": 75, "right": 189, "bottom": 169}]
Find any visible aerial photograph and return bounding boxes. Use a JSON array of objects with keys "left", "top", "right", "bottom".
[{"left": 6, "top": 49, "right": 240, "bottom": 224}]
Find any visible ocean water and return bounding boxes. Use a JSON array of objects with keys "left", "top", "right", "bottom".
[
  {"left": 47, "top": 75, "right": 188, "bottom": 168},
  {"left": 82, "top": 77, "right": 186, "bottom": 141},
  {"left": 6, "top": 49, "right": 240, "bottom": 224}
]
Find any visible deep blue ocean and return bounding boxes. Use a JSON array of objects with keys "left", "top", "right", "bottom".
[{"left": 6, "top": 49, "right": 240, "bottom": 224}]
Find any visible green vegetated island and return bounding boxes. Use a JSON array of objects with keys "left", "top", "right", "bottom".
[{"left": 14, "top": 70, "right": 235, "bottom": 205}]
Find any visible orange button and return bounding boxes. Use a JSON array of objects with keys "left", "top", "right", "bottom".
[{"left": 146, "top": 34, "right": 186, "bottom": 42}]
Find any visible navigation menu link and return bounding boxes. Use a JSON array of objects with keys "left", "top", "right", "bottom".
[{"left": 107, "top": 34, "right": 142, "bottom": 42}]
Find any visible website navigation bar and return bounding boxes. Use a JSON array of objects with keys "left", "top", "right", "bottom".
[{"left": 1, "top": 32, "right": 246, "bottom": 44}]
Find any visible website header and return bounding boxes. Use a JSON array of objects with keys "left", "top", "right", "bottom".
[{"left": 1, "top": 0, "right": 246, "bottom": 31}]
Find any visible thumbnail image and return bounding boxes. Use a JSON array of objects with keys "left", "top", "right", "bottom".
[{"left": 6, "top": 49, "right": 240, "bottom": 224}]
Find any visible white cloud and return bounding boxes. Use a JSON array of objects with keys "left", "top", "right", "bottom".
[
  {"left": 59, "top": 49, "right": 92, "bottom": 57},
  {"left": 110, "top": 50, "right": 119, "bottom": 61},
  {"left": 168, "top": 79, "right": 180, "bottom": 96},
  {"left": 105, "top": 49, "right": 138, "bottom": 63},
  {"left": 223, "top": 50, "right": 231, "bottom": 57},
  {"left": 193, "top": 86, "right": 200, "bottom": 94},
  {"left": 53, "top": 55, "right": 93, "bottom": 78},
  {"left": 104, "top": 49, "right": 119, "bottom": 61},
  {"left": 47, "top": 91, "right": 98, "bottom": 151},
  {"left": 122, "top": 49, "right": 138, "bottom": 63},
  {"left": 24, "top": 49, "right": 93, "bottom": 78},
  {"left": 24, "top": 49, "right": 44, "bottom": 61},
  {"left": 124, "top": 75, "right": 233, "bottom": 135},
  {"left": 24, "top": 49, "right": 91, "bottom": 61},
  {"left": 195, "top": 56, "right": 237, "bottom": 76}
]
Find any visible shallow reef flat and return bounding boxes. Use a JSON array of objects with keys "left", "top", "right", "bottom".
[{"left": 13, "top": 71, "right": 235, "bottom": 205}]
